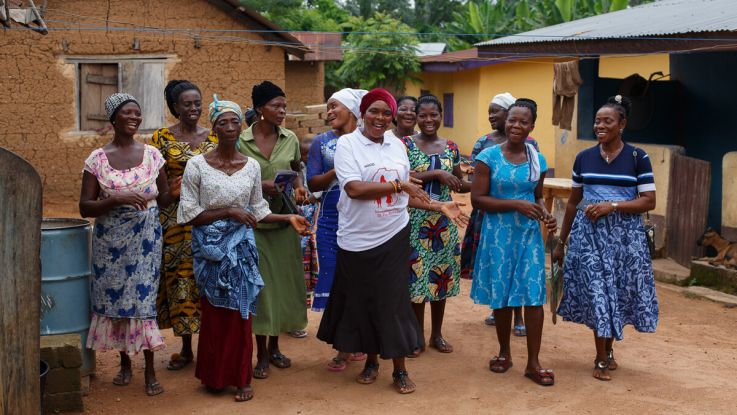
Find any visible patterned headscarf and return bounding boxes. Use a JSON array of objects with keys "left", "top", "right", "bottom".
[
  {"left": 208, "top": 94, "right": 243, "bottom": 124},
  {"left": 329, "top": 88, "right": 368, "bottom": 120},
  {"left": 359, "top": 88, "right": 397, "bottom": 118},
  {"left": 105, "top": 93, "right": 139, "bottom": 122}
]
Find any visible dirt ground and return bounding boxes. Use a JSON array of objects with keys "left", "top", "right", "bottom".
[{"left": 45, "top": 197, "right": 737, "bottom": 415}]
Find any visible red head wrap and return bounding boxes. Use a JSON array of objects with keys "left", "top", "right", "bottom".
[{"left": 359, "top": 88, "right": 397, "bottom": 118}]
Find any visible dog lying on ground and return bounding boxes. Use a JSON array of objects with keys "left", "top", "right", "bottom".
[{"left": 695, "top": 228, "right": 737, "bottom": 269}]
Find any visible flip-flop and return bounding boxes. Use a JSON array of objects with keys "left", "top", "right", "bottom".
[
  {"left": 269, "top": 352, "right": 292, "bottom": 369},
  {"left": 489, "top": 356, "right": 513, "bottom": 373},
  {"left": 166, "top": 353, "right": 193, "bottom": 371},
  {"left": 327, "top": 357, "right": 347, "bottom": 372},
  {"left": 288, "top": 329, "right": 308, "bottom": 338},
  {"left": 524, "top": 368, "right": 555, "bottom": 386},
  {"left": 356, "top": 362, "right": 379, "bottom": 384},
  {"left": 234, "top": 386, "right": 254, "bottom": 402},
  {"left": 145, "top": 381, "right": 164, "bottom": 396},
  {"left": 485, "top": 312, "right": 496, "bottom": 326},
  {"left": 348, "top": 352, "right": 367, "bottom": 362},
  {"left": 429, "top": 337, "right": 454, "bottom": 353},
  {"left": 392, "top": 370, "right": 416, "bottom": 394},
  {"left": 112, "top": 369, "right": 132, "bottom": 386},
  {"left": 253, "top": 365, "right": 270, "bottom": 379},
  {"left": 513, "top": 324, "right": 527, "bottom": 337}
]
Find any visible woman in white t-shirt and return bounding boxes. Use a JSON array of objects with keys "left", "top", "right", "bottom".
[{"left": 317, "top": 88, "right": 468, "bottom": 394}]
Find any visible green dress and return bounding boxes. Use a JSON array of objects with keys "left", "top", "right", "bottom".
[
  {"left": 401, "top": 136, "right": 461, "bottom": 303},
  {"left": 238, "top": 124, "right": 307, "bottom": 336}
]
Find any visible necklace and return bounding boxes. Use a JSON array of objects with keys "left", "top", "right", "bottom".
[{"left": 600, "top": 142, "right": 624, "bottom": 164}]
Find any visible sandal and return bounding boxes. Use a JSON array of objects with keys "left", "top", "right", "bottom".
[
  {"left": 392, "top": 369, "right": 416, "bottom": 394},
  {"left": 166, "top": 353, "right": 193, "bottom": 371},
  {"left": 327, "top": 357, "right": 347, "bottom": 372},
  {"left": 145, "top": 381, "right": 164, "bottom": 396},
  {"left": 112, "top": 369, "right": 132, "bottom": 386},
  {"left": 593, "top": 359, "right": 611, "bottom": 381},
  {"left": 407, "top": 347, "right": 424, "bottom": 358},
  {"left": 429, "top": 337, "right": 453, "bottom": 353},
  {"left": 234, "top": 386, "right": 254, "bottom": 402},
  {"left": 525, "top": 368, "right": 555, "bottom": 386},
  {"left": 348, "top": 352, "right": 367, "bottom": 362},
  {"left": 607, "top": 350, "right": 618, "bottom": 371},
  {"left": 489, "top": 356, "right": 513, "bottom": 373},
  {"left": 356, "top": 362, "right": 379, "bottom": 384},
  {"left": 485, "top": 312, "right": 496, "bottom": 326},
  {"left": 269, "top": 352, "right": 292, "bottom": 369},
  {"left": 288, "top": 329, "right": 308, "bottom": 339},
  {"left": 513, "top": 324, "right": 527, "bottom": 337},
  {"left": 253, "top": 364, "right": 270, "bottom": 379}
]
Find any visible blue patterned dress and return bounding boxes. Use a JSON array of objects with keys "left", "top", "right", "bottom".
[
  {"left": 306, "top": 130, "right": 340, "bottom": 311},
  {"left": 461, "top": 134, "right": 540, "bottom": 278},
  {"left": 557, "top": 143, "right": 659, "bottom": 340},
  {"left": 470, "top": 145, "right": 548, "bottom": 309}
]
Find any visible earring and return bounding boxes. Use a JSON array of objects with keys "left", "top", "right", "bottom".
[{"left": 619, "top": 129, "right": 623, "bottom": 135}]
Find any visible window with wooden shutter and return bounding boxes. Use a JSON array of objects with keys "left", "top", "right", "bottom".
[
  {"left": 120, "top": 61, "right": 165, "bottom": 131},
  {"left": 79, "top": 63, "right": 119, "bottom": 131},
  {"left": 443, "top": 93, "right": 454, "bottom": 128}
]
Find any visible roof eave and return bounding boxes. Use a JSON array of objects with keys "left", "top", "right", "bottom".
[{"left": 207, "top": 0, "right": 310, "bottom": 58}]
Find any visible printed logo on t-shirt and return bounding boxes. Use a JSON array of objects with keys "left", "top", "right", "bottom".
[{"left": 371, "top": 167, "right": 403, "bottom": 216}]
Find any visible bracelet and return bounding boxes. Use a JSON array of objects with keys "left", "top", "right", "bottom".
[
  {"left": 389, "top": 180, "right": 398, "bottom": 193},
  {"left": 395, "top": 179, "right": 403, "bottom": 193}
]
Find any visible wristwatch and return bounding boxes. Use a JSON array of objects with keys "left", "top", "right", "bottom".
[{"left": 611, "top": 202, "right": 619, "bottom": 212}]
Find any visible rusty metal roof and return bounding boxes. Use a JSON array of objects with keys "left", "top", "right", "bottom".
[{"left": 477, "top": 0, "right": 737, "bottom": 47}]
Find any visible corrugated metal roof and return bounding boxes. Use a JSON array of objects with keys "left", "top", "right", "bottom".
[
  {"left": 416, "top": 43, "right": 448, "bottom": 57},
  {"left": 477, "top": 0, "right": 737, "bottom": 46}
]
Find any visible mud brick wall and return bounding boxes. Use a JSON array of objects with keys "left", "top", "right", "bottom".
[
  {"left": 285, "top": 60, "right": 325, "bottom": 113},
  {"left": 285, "top": 104, "right": 331, "bottom": 141},
  {"left": 0, "top": 0, "right": 289, "bottom": 210},
  {"left": 40, "top": 334, "right": 83, "bottom": 413}
]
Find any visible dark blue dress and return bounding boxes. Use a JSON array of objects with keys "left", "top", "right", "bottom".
[
  {"left": 306, "top": 130, "right": 340, "bottom": 311},
  {"left": 557, "top": 143, "right": 659, "bottom": 340}
]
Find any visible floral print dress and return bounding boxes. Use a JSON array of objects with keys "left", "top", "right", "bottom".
[{"left": 401, "top": 136, "right": 461, "bottom": 303}]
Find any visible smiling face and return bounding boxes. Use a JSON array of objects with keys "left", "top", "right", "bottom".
[
  {"left": 396, "top": 98, "right": 417, "bottom": 130},
  {"left": 258, "top": 96, "right": 287, "bottom": 126},
  {"left": 113, "top": 102, "right": 142, "bottom": 136},
  {"left": 488, "top": 103, "right": 508, "bottom": 132},
  {"left": 416, "top": 102, "right": 442, "bottom": 136},
  {"left": 594, "top": 106, "right": 626, "bottom": 145},
  {"left": 504, "top": 106, "right": 534, "bottom": 144},
  {"left": 213, "top": 112, "right": 242, "bottom": 144},
  {"left": 174, "top": 89, "right": 202, "bottom": 124},
  {"left": 326, "top": 98, "right": 352, "bottom": 130},
  {"left": 362, "top": 100, "right": 393, "bottom": 140}
]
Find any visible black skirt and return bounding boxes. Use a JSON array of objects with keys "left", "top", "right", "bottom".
[{"left": 317, "top": 225, "right": 423, "bottom": 359}]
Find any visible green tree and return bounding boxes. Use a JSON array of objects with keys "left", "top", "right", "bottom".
[
  {"left": 335, "top": 12, "right": 421, "bottom": 93},
  {"left": 447, "top": 0, "right": 651, "bottom": 50}
]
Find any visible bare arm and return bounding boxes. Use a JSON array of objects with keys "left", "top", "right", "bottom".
[
  {"left": 308, "top": 169, "right": 337, "bottom": 192},
  {"left": 155, "top": 167, "right": 173, "bottom": 208}
]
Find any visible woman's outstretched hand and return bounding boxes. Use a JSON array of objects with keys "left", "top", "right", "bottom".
[
  {"left": 439, "top": 201, "right": 470, "bottom": 227},
  {"left": 402, "top": 180, "right": 431, "bottom": 204}
]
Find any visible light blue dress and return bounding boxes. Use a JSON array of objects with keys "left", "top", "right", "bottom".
[{"left": 470, "top": 145, "right": 548, "bottom": 310}]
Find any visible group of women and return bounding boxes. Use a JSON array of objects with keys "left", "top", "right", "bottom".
[{"left": 79, "top": 75, "right": 659, "bottom": 402}]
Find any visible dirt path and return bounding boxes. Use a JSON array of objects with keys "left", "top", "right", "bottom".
[{"left": 76, "top": 281, "right": 737, "bottom": 415}]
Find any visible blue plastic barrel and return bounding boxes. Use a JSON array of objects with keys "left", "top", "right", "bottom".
[{"left": 40, "top": 218, "right": 95, "bottom": 375}]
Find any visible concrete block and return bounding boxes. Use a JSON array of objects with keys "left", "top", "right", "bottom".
[
  {"left": 652, "top": 258, "right": 690, "bottom": 285},
  {"left": 304, "top": 104, "right": 324, "bottom": 114},
  {"left": 309, "top": 125, "right": 331, "bottom": 134},
  {"left": 291, "top": 127, "right": 309, "bottom": 138},
  {"left": 44, "top": 391, "right": 84, "bottom": 414},
  {"left": 46, "top": 366, "right": 81, "bottom": 394},
  {"left": 300, "top": 118, "right": 327, "bottom": 128},
  {"left": 690, "top": 260, "right": 737, "bottom": 293},
  {"left": 41, "top": 333, "right": 82, "bottom": 369},
  {"left": 40, "top": 347, "right": 59, "bottom": 369},
  {"left": 295, "top": 113, "right": 320, "bottom": 121}
]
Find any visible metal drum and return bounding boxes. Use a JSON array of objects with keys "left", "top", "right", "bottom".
[{"left": 40, "top": 218, "right": 95, "bottom": 375}]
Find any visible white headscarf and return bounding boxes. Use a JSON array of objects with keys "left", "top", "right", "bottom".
[
  {"left": 329, "top": 88, "right": 368, "bottom": 120},
  {"left": 491, "top": 92, "right": 516, "bottom": 110}
]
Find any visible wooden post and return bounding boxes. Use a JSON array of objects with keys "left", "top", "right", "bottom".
[{"left": 0, "top": 147, "right": 42, "bottom": 415}]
